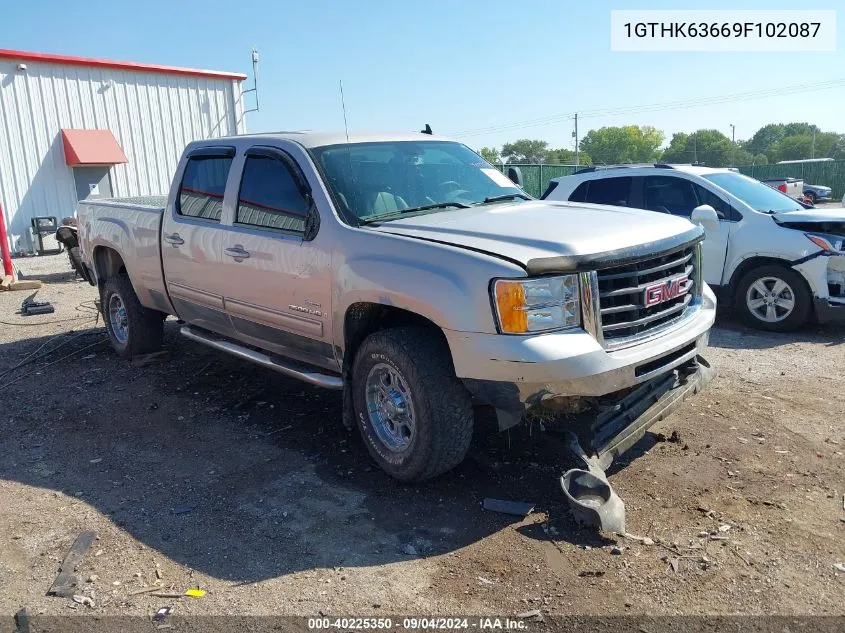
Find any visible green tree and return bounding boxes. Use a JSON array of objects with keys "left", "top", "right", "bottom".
[
  {"left": 501, "top": 139, "right": 549, "bottom": 163},
  {"left": 478, "top": 147, "right": 501, "bottom": 164},
  {"left": 661, "top": 129, "right": 733, "bottom": 166},
  {"left": 547, "top": 148, "right": 592, "bottom": 165},
  {"left": 733, "top": 147, "right": 768, "bottom": 165},
  {"left": 579, "top": 125, "right": 664, "bottom": 164},
  {"left": 745, "top": 123, "right": 826, "bottom": 162},
  {"left": 744, "top": 123, "right": 786, "bottom": 158},
  {"left": 771, "top": 132, "right": 842, "bottom": 161}
]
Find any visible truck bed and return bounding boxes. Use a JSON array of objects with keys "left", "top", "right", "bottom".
[{"left": 77, "top": 196, "right": 171, "bottom": 314}]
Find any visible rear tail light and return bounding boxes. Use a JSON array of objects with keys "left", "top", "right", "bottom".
[{"left": 778, "top": 184, "right": 788, "bottom": 193}]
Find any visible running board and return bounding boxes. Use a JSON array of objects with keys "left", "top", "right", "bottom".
[{"left": 180, "top": 325, "right": 343, "bottom": 389}]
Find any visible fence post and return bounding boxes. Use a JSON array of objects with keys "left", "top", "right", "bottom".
[{"left": 539, "top": 164, "right": 544, "bottom": 195}]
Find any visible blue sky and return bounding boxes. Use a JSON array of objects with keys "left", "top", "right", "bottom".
[{"left": 6, "top": 0, "right": 843, "bottom": 151}]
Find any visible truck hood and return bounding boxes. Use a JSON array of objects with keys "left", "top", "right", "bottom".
[{"left": 370, "top": 200, "right": 703, "bottom": 274}]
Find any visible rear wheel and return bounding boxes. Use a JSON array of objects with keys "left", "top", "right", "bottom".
[
  {"left": 101, "top": 273, "right": 164, "bottom": 358},
  {"left": 735, "top": 265, "right": 810, "bottom": 332},
  {"left": 351, "top": 327, "right": 474, "bottom": 482}
]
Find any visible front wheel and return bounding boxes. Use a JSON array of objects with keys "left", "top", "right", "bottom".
[
  {"left": 351, "top": 327, "right": 474, "bottom": 482},
  {"left": 734, "top": 265, "right": 811, "bottom": 332},
  {"left": 101, "top": 274, "right": 164, "bottom": 358}
]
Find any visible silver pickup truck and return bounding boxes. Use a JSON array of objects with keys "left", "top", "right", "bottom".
[{"left": 77, "top": 132, "right": 716, "bottom": 483}]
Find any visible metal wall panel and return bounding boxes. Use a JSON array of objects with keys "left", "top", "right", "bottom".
[{"left": 0, "top": 59, "right": 245, "bottom": 249}]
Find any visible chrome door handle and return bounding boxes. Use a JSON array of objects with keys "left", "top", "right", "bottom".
[
  {"left": 164, "top": 233, "right": 184, "bottom": 246},
  {"left": 224, "top": 246, "right": 250, "bottom": 260}
]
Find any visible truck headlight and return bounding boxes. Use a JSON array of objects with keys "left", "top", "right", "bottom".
[{"left": 492, "top": 275, "right": 581, "bottom": 334}]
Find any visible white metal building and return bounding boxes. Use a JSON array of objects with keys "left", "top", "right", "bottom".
[{"left": 0, "top": 48, "right": 247, "bottom": 252}]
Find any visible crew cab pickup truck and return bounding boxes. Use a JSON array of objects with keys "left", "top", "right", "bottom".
[{"left": 77, "top": 132, "right": 715, "bottom": 482}]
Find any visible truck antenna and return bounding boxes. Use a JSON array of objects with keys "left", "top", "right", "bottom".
[{"left": 339, "top": 80, "right": 349, "bottom": 143}]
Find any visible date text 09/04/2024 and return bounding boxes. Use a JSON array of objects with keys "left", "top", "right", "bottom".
[{"left": 307, "top": 617, "right": 530, "bottom": 630}]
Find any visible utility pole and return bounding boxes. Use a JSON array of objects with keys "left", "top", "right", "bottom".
[
  {"left": 730, "top": 123, "right": 735, "bottom": 166},
  {"left": 573, "top": 113, "right": 579, "bottom": 167}
]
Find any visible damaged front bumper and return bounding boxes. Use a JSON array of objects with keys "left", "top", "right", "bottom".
[
  {"left": 447, "top": 284, "right": 715, "bottom": 430},
  {"left": 793, "top": 252, "right": 845, "bottom": 323}
]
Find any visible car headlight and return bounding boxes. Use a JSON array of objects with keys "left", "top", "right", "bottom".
[
  {"left": 806, "top": 233, "right": 844, "bottom": 253},
  {"left": 492, "top": 275, "right": 581, "bottom": 334}
]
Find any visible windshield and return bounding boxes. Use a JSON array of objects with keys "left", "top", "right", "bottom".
[
  {"left": 703, "top": 172, "right": 803, "bottom": 213},
  {"left": 310, "top": 141, "right": 526, "bottom": 223}
]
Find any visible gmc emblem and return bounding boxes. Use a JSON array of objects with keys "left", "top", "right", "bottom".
[{"left": 644, "top": 274, "right": 693, "bottom": 307}]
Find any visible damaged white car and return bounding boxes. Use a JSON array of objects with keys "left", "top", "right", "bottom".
[{"left": 545, "top": 166, "right": 845, "bottom": 331}]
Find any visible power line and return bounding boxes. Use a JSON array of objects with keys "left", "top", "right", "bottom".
[{"left": 452, "top": 78, "right": 845, "bottom": 138}]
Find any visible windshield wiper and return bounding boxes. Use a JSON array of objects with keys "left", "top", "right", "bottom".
[
  {"left": 358, "top": 201, "right": 471, "bottom": 224},
  {"left": 478, "top": 193, "right": 531, "bottom": 204}
]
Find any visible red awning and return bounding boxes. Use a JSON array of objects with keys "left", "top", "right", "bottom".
[{"left": 61, "top": 129, "right": 128, "bottom": 166}]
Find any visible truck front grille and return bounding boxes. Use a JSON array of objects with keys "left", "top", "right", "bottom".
[{"left": 595, "top": 243, "right": 700, "bottom": 347}]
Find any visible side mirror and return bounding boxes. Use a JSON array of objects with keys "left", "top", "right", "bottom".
[
  {"left": 691, "top": 204, "right": 720, "bottom": 231},
  {"left": 507, "top": 166, "right": 524, "bottom": 188}
]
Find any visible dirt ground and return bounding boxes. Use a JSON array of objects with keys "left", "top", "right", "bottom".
[{"left": 1, "top": 253, "right": 844, "bottom": 622}]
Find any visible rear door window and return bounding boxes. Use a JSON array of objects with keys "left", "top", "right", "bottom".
[
  {"left": 581, "top": 177, "right": 633, "bottom": 206},
  {"left": 643, "top": 176, "right": 697, "bottom": 216},
  {"left": 177, "top": 156, "right": 233, "bottom": 221}
]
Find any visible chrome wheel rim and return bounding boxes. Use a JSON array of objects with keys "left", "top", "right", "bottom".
[
  {"left": 364, "top": 363, "right": 415, "bottom": 452},
  {"left": 108, "top": 294, "right": 129, "bottom": 344},
  {"left": 746, "top": 276, "right": 795, "bottom": 323}
]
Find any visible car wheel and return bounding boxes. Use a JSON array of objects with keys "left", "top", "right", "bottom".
[
  {"left": 806, "top": 191, "right": 817, "bottom": 205},
  {"left": 735, "top": 265, "right": 811, "bottom": 332},
  {"left": 101, "top": 273, "right": 165, "bottom": 358},
  {"left": 351, "top": 327, "right": 474, "bottom": 482}
]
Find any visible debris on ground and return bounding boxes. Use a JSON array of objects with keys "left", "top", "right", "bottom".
[
  {"left": 514, "top": 609, "right": 542, "bottom": 619},
  {"left": 834, "top": 563, "right": 845, "bottom": 573},
  {"left": 14, "top": 608, "right": 29, "bottom": 633},
  {"left": 669, "top": 558, "right": 680, "bottom": 574},
  {"left": 718, "top": 524, "right": 732, "bottom": 532},
  {"left": 185, "top": 588, "right": 206, "bottom": 598},
  {"left": 130, "top": 350, "right": 171, "bottom": 367},
  {"left": 622, "top": 533, "right": 655, "bottom": 545},
  {"left": 21, "top": 295, "right": 54, "bottom": 315},
  {"left": 129, "top": 586, "right": 163, "bottom": 596},
  {"left": 71, "top": 594, "right": 94, "bottom": 607},
  {"left": 477, "top": 576, "right": 494, "bottom": 585},
  {"left": 578, "top": 570, "right": 605, "bottom": 578},
  {"left": 401, "top": 544, "right": 419, "bottom": 557},
  {"left": 611, "top": 546, "right": 623, "bottom": 555},
  {"left": 46, "top": 531, "right": 96, "bottom": 597},
  {"left": 153, "top": 606, "right": 172, "bottom": 623},
  {"left": 482, "top": 497, "right": 535, "bottom": 517}
]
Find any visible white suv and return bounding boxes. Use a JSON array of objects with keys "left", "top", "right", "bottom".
[{"left": 544, "top": 165, "right": 845, "bottom": 331}]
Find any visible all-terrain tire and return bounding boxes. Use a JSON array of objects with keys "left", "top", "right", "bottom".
[
  {"left": 101, "top": 273, "right": 164, "bottom": 358},
  {"left": 734, "top": 264, "right": 811, "bottom": 332},
  {"left": 351, "top": 327, "right": 474, "bottom": 482}
]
